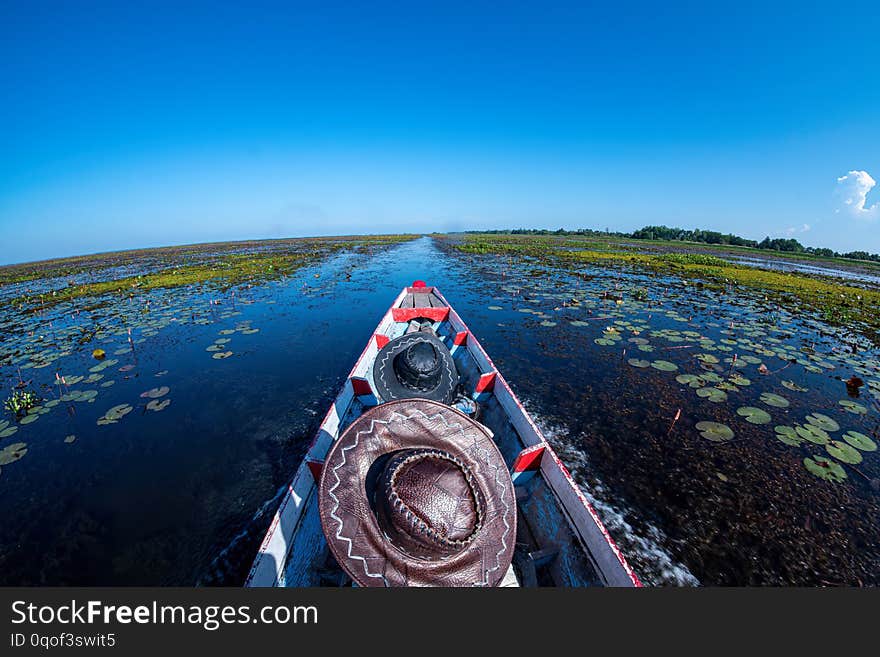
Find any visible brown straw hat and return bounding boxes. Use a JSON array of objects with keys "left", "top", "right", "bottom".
[{"left": 318, "top": 399, "right": 516, "bottom": 587}]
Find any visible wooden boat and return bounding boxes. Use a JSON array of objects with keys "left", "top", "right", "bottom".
[{"left": 247, "top": 283, "right": 641, "bottom": 587}]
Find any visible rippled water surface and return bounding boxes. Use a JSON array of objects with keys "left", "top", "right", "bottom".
[{"left": 1, "top": 237, "right": 878, "bottom": 585}]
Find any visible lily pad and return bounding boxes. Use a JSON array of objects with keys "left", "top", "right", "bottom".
[
  {"left": 140, "top": 386, "right": 170, "bottom": 399},
  {"left": 676, "top": 374, "right": 704, "bottom": 388},
  {"left": 826, "top": 440, "right": 863, "bottom": 464},
  {"left": 0, "top": 426, "right": 18, "bottom": 438},
  {"left": 0, "top": 442, "right": 28, "bottom": 465},
  {"left": 696, "top": 387, "right": 727, "bottom": 403},
  {"left": 64, "top": 434, "right": 76, "bottom": 444},
  {"left": 146, "top": 399, "right": 171, "bottom": 412},
  {"left": 803, "top": 456, "right": 846, "bottom": 483},
  {"left": 806, "top": 413, "right": 839, "bottom": 432},
  {"left": 627, "top": 358, "right": 650, "bottom": 368},
  {"left": 695, "top": 421, "right": 734, "bottom": 442},
  {"left": 842, "top": 431, "right": 877, "bottom": 452},
  {"left": 736, "top": 406, "right": 771, "bottom": 425},
  {"left": 99, "top": 404, "right": 133, "bottom": 424},
  {"left": 696, "top": 354, "right": 719, "bottom": 364},
  {"left": 215, "top": 338, "right": 232, "bottom": 344},
  {"left": 212, "top": 351, "right": 233, "bottom": 360},
  {"left": 781, "top": 380, "right": 808, "bottom": 392},
  {"left": 774, "top": 425, "right": 804, "bottom": 446},
  {"left": 796, "top": 424, "right": 830, "bottom": 445},
  {"left": 19, "top": 414, "right": 39, "bottom": 425},
  {"left": 240, "top": 328, "right": 260, "bottom": 334},
  {"left": 760, "top": 392, "right": 790, "bottom": 408},
  {"left": 838, "top": 400, "right": 867, "bottom": 415},
  {"left": 651, "top": 360, "right": 678, "bottom": 372}
]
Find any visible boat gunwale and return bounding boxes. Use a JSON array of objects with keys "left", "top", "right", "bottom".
[{"left": 247, "top": 285, "right": 641, "bottom": 587}]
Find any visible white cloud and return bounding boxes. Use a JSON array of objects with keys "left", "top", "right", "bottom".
[
  {"left": 782, "top": 223, "right": 811, "bottom": 236},
  {"left": 835, "top": 170, "right": 878, "bottom": 219}
]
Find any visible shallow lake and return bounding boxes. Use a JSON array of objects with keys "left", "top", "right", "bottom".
[{"left": 1, "top": 236, "right": 878, "bottom": 585}]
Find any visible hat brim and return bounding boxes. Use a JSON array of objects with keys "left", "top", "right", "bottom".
[
  {"left": 372, "top": 332, "right": 459, "bottom": 404},
  {"left": 318, "top": 399, "right": 516, "bottom": 587}
]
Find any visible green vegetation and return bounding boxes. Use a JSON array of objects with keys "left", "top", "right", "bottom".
[
  {"left": 449, "top": 233, "right": 880, "bottom": 336},
  {"left": 3, "top": 390, "right": 42, "bottom": 417},
  {"left": 465, "top": 225, "right": 880, "bottom": 266},
  {"left": 4, "top": 235, "right": 415, "bottom": 310}
]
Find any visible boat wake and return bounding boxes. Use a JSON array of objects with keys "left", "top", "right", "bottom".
[
  {"left": 197, "top": 481, "right": 291, "bottom": 586},
  {"left": 529, "top": 410, "right": 700, "bottom": 587}
]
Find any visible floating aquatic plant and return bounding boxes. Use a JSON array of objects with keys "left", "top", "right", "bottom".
[
  {"left": 796, "top": 424, "right": 830, "bottom": 445},
  {"left": 146, "top": 399, "right": 171, "bottom": 411},
  {"left": 736, "top": 406, "right": 771, "bottom": 424},
  {"left": 760, "top": 392, "right": 790, "bottom": 408},
  {"left": 0, "top": 442, "right": 28, "bottom": 465},
  {"left": 838, "top": 400, "right": 867, "bottom": 415},
  {"left": 64, "top": 434, "right": 76, "bottom": 444},
  {"left": 805, "top": 413, "right": 839, "bottom": 432},
  {"left": 241, "top": 328, "right": 260, "bottom": 334},
  {"left": 774, "top": 425, "right": 804, "bottom": 446},
  {"left": 676, "top": 374, "right": 704, "bottom": 388},
  {"left": 826, "top": 440, "right": 863, "bottom": 464},
  {"left": 0, "top": 420, "right": 18, "bottom": 438},
  {"left": 140, "top": 386, "right": 169, "bottom": 399},
  {"left": 696, "top": 354, "right": 720, "bottom": 364},
  {"left": 78, "top": 390, "right": 98, "bottom": 402},
  {"left": 651, "top": 360, "right": 678, "bottom": 372},
  {"left": 803, "top": 456, "right": 846, "bottom": 483},
  {"left": 842, "top": 431, "right": 877, "bottom": 452},
  {"left": 696, "top": 387, "right": 727, "bottom": 403},
  {"left": 628, "top": 358, "right": 650, "bottom": 368},
  {"left": 695, "top": 421, "right": 734, "bottom": 442},
  {"left": 4, "top": 389, "right": 42, "bottom": 417},
  {"left": 781, "top": 380, "right": 808, "bottom": 392},
  {"left": 97, "top": 403, "right": 133, "bottom": 425},
  {"left": 212, "top": 351, "right": 233, "bottom": 360}
]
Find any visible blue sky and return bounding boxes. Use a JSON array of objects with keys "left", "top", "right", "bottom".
[{"left": 1, "top": 1, "right": 879, "bottom": 264}]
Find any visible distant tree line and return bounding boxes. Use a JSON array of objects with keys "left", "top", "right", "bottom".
[
  {"left": 466, "top": 225, "right": 880, "bottom": 263},
  {"left": 630, "top": 225, "right": 879, "bottom": 262}
]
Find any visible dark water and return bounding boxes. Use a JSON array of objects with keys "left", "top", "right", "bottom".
[{"left": 1, "top": 237, "right": 878, "bottom": 585}]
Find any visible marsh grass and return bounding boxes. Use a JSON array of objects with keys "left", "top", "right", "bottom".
[
  {"left": 4, "top": 235, "right": 415, "bottom": 310},
  {"left": 450, "top": 234, "right": 880, "bottom": 336}
]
